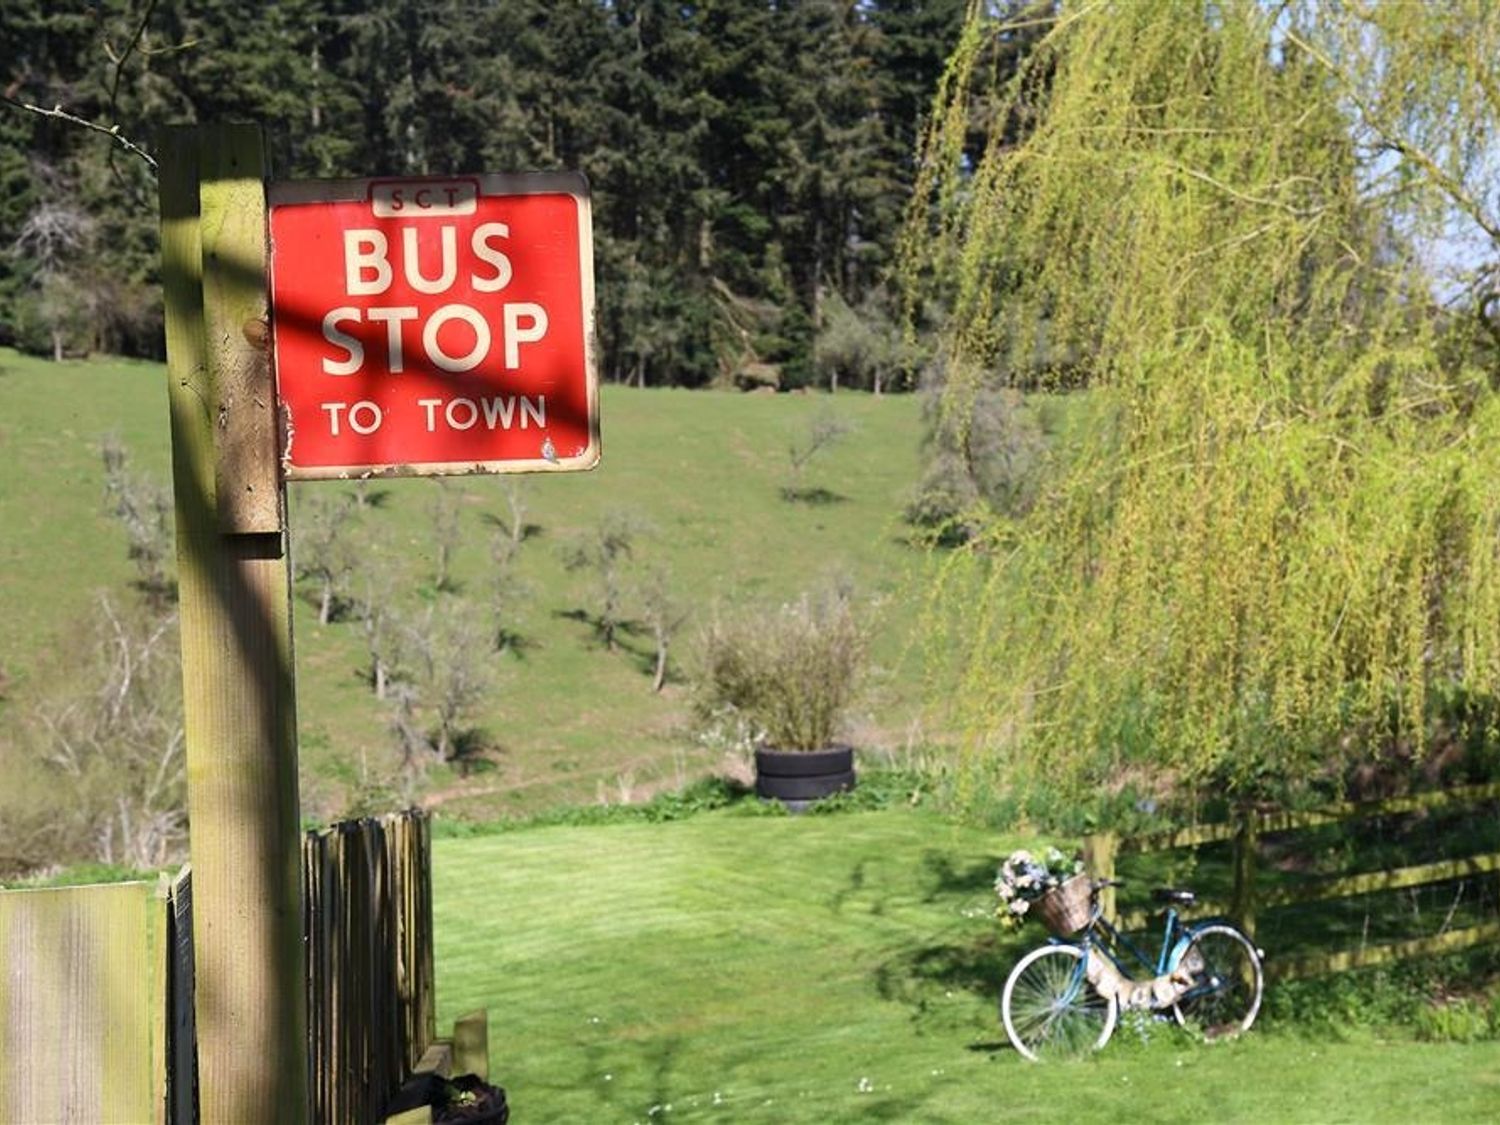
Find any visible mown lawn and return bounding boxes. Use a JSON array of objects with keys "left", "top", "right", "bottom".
[{"left": 432, "top": 807, "right": 1500, "bottom": 1123}]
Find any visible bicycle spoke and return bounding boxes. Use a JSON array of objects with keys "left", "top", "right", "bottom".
[
  {"left": 1002, "top": 945, "right": 1116, "bottom": 1061},
  {"left": 1172, "top": 925, "right": 1263, "bottom": 1040}
]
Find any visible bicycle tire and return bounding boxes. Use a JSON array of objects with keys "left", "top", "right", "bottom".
[
  {"left": 1001, "top": 944, "right": 1117, "bottom": 1061},
  {"left": 1170, "top": 923, "right": 1263, "bottom": 1039}
]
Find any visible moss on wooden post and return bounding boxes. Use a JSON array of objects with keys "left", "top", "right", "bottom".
[{"left": 159, "top": 123, "right": 308, "bottom": 1123}]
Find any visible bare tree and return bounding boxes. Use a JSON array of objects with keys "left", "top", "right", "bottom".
[
  {"left": 356, "top": 567, "right": 404, "bottom": 701},
  {"left": 480, "top": 478, "right": 535, "bottom": 652},
  {"left": 402, "top": 601, "right": 493, "bottom": 766},
  {"left": 294, "top": 491, "right": 360, "bottom": 625},
  {"left": 428, "top": 479, "right": 464, "bottom": 593},
  {"left": 487, "top": 527, "right": 531, "bottom": 654},
  {"left": 19, "top": 595, "right": 186, "bottom": 870},
  {"left": 495, "top": 477, "right": 530, "bottom": 552},
  {"left": 385, "top": 681, "right": 435, "bottom": 803},
  {"left": 101, "top": 435, "right": 175, "bottom": 608},
  {"left": 13, "top": 197, "right": 97, "bottom": 360},
  {"left": 784, "top": 405, "right": 855, "bottom": 500},
  {"left": 561, "top": 510, "right": 644, "bottom": 652},
  {"left": 636, "top": 563, "right": 690, "bottom": 693}
]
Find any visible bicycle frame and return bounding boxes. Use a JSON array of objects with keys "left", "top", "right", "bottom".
[
  {"left": 1045, "top": 905, "right": 1238, "bottom": 1007},
  {"left": 1067, "top": 908, "right": 1185, "bottom": 980}
]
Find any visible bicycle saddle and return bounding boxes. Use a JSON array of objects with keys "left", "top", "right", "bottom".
[{"left": 1151, "top": 887, "right": 1196, "bottom": 906}]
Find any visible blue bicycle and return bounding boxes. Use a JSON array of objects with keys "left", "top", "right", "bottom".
[{"left": 1000, "top": 879, "right": 1264, "bottom": 1061}]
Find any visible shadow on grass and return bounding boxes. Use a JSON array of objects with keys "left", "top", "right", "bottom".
[
  {"left": 827, "top": 860, "right": 869, "bottom": 915},
  {"left": 446, "top": 728, "right": 504, "bottom": 777},
  {"left": 577, "top": 1034, "right": 683, "bottom": 1119},
  {"left": 918, "top": 850, "right": 1002, "bottom": 902},
  {"left": 874, "top": 932, "right": 1010, "bottom": 1008},
  {"left": 553, "top": 608, "right": 662, "bottom": 671},
  {"left": 862, "top": 846, "right": 1033, "bottom": 1042},
  {"left": 964, "top": 1040, "right": 1010, "bottom": 1054},
  {"left": 779, "top": 485, "right": 849, "bottom": 505},
  {"left": 479, "top": 512, "right": 544, "bottom": 541},
  {"left": 855, "top": 1091, "right": 964, "bottom": 1122},
  {"left": 492, "top": 628, "right": 538, "bottom": 660},
  {"left": 352, "top": 486, "right": 393, "bottom": 508}
]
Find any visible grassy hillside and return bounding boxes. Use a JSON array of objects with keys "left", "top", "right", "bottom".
[
  {"left": 0, "top": 347, "right": 934, "bottom": 818},
  {"left": 433, "top": 808, "right": 1500, "bottom": 1122}
]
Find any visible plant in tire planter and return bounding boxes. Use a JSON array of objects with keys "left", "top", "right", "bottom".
[{"left": 694, "top": 587, "right": 868, "bottom": 808}]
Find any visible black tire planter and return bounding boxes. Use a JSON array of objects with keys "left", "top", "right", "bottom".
[{"left": 755, "top": 746, "right": 855, "bottom": 809}]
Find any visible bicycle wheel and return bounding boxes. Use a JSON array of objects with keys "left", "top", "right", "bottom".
[
  {"left": 1001, "top": 944, "right": 1117, "bottom": 1061},
  {"left": 1170, "top": 924, "right": 1263, "bottom": 1039}
]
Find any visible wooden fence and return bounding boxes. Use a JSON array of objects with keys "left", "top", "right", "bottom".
[
  {"left": 1084, "top": 781, "right": 1500, "bottom": 980},
  {"left": 166, "top": 869, "right": 196, "bottom": 1125},
  {"left": 304, "top": 812, "right": 436, "bottom": 1125},
  {"left": 0, "top": 809, "right": 435, "bottom": 1124}
]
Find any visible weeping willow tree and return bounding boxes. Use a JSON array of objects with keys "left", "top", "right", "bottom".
[{"left": 905, "top": 0, "right": 1500, "bottom": 811}]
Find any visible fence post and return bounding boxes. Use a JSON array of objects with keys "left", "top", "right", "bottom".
[
  {"left": 1082, "top": 831, "right": 1118, "bottom": 921},
  {"left": 1230, "top": 811, "right": 1258, "bottom": 938}
]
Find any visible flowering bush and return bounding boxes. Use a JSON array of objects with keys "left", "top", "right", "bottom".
[{"left": 993, "top": 847, "right": 1085, "bottom": 929}]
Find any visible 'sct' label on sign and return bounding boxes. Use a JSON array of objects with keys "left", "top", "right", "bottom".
[{"left": 268, "top": 172, "right": 599, "bottom": 479}]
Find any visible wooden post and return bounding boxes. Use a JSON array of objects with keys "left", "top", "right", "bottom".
[
  {"left": 1082, "top": 831, "right": 1118, "bottom": 921},
  {"left": 1230, "top": 812, "right": 1258, "bottom": 939},
  {"left": 453, "top": 1010, "right": 490, "bottom": 1081},
  {"left": 159, "top": 123, "right": 309, "bottom": 1123}
]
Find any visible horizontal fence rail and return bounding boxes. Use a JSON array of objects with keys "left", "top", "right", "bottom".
[
  {"left": 1119, "top": 781, "right": 1500, "bottom": 856},
  {"left": 1085, "top": 781, "right": 1500, "bottom": 978}
]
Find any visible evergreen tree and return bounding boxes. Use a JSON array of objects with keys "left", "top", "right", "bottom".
[{"left": 1, "top": 0, "right": 971, "bottom": 385}]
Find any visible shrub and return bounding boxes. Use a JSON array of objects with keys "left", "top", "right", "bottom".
[
  {"left": 1414, "top": 998, "right": 1497, "bottom": 1044},
  {"left": 905, "top": 376, "right": 1047, "bottom": 543},
  {"left": 694, "top": 588, "right": 868, "bottom": 751}
]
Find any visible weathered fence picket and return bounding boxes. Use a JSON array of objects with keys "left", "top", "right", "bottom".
[
  {"left": 303, "top": 811, "right": 436, "bottom": 1125},
  {"left": 166, "top": 870, "right": 196, "bottom": 1124},
  {"left": 0, "top": 880, "right": 169, "bottom": 1123}
]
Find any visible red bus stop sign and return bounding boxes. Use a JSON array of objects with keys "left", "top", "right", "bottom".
[{"left": 268, "top": 172, "right": 598, "bottom": 479}]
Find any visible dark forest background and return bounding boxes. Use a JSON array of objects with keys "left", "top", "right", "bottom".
[{"left": 0, "top": 0, "right": 990, "bottom": 390}]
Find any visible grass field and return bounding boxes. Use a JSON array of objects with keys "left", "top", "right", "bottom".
[
  {"left": 9, "top": 351, "right": 1500, "bottom": 1117},
  {"left": 432, "top": 806, "right": 1500, "bottom": 1123},
  {"left": 0, "top": 347, "right": 934, "bottom": 818}
]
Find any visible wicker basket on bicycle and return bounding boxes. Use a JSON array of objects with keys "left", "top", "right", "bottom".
[{"left": 1036, "top": 873, "right": 1093, "bottom": 936}]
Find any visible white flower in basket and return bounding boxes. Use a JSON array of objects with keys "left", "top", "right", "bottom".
[{"left": 993, "top": 847, "right": 1086, "bottom": 932}]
